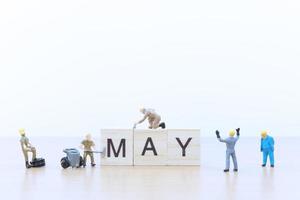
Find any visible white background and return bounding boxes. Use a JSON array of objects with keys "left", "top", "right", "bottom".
[{"left": 0, "top": 0, "right": 299, "bottom": 136}]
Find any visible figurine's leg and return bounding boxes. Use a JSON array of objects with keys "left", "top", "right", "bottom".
[
  {"left": 22, "top": 150, "right": 31, "bottom": 168},
  {"left": 83, "top": 152, "right": 87, "bottom": 166},
  {"left": 232, "top": 152, "right": 238, "bottom": 170},
  {"left": 152, "top": 117, "right": 161, "bottom": 129},
  {"left": 148, "top": 118, "right": 154, "bottom": 129},
  {"left": 269, "top": 150, "right": 274, "bottom": 167},
  {"left": 31, "top": 147, "right": 37, "bottom": 161},
  {"left": 263, "top": 150, "right": 268, "bottom": 165},
  {"left": 86, "top": 153, "right": 90, "bottom": 164},
  {"left": 225, "top": 152, "right": 230, "bottom": 170},
  {"left": 159, "top": 122, "right": 166, "bottom": 129},
  {"left": 90, "top": 153, "right": 95, "bottom": 166},
  {"left": 22, "top": 150, "right": 29, "bottom": 162}
]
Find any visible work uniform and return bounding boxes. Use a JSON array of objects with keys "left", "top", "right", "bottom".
[
  {"left": 81, "top": 139, "right": 95, "bottom": 165},
  {"left": 218, "top": 136, "right": 239, "bottom": 170},
  {"left": 261, "top": 135, "right": 275, "bottom": 165},
  {"left": 20, "top": 135, "right": 36, "bottom": 162},
  {"left": 145, "top": 109, "right": 161, "bottom": 129}
]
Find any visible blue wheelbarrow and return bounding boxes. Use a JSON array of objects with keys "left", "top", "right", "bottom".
[{"left": 60, "top": 148, "right": 84, "bottom": 169}]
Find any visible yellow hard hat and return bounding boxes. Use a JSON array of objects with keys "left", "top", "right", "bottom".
[
  {"left": 261, "top": 130, "right": 267, "bottom": 138},
  {"left": 229, "top": 130, "right": 235, "bottom": 137},
  {"left": 19, "top": 128, "right": 25, "bottom": 135}
]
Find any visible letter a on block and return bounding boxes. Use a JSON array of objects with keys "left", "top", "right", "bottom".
[
  {"left": 101, "top": 129, "right": 133, "bottom": 165},
  {"left": 141, "top": 137, "right": 158, "bottom": 156},
  {"left": 167, "top": 129, "right": 200, "bottom": 165},
  {"left": 134, "top": 129, "right": 167, "bottom": 165}
]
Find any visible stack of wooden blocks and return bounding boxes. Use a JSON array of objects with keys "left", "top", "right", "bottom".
[{"left": 100, "top": 129, "right": 200, "bottom": 165}]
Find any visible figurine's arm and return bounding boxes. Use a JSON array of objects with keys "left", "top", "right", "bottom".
[
  {"left": 80, "top": 142, "right": 84, "bottom": 149},
  {"left": 27, "top": 141, "right": 33, "bottom": 148},
  {"left": 24, "top": 137, "right": 33, "bottom": 148},
  {"left": 235, "top": 128, "right": 240, "bottom": 140},
  {"left": 270, "top": 137, "right": 274, "bottom": 151},
  {"left": 20, "top": 141, "right": 24, "bottom": 149},
  {"left": 260, "top": 138, "right": 263, "bottom": 152},
  {"left": 218, "top": 138, "right": 226, "bottom": 143},
  {"left": 137, "top": 113, "right": 148, "bottom": 124},
  {"left": 216, "top": 130, "right": 226, "bottom": 143},
  {"left": 134, "top": 113, "right": 149, "bottom": 128}
]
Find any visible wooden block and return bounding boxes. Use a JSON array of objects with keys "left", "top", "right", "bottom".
[
  {"left": 167, "top": 129, "right": 200, "bottom": 165},
  {"left": 100, "top": 129, "right": 133, "bottom": 165},
  {"left": 133, "top": 129, "right": 168, "bottom": 165}
]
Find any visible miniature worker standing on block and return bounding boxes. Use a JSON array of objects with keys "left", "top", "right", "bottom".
[
  {"left": 81, "top": 134, "right": 96, "bottom": 167},
  {"left": 261, "top": 131, "right": 275, "bottom": 168},
  {"left": 19, "top": 129, "right": 37, "bottom": 168},
  {"left": 215, "top": 128, "right": 240, "bottom": 172},
  {"left": 133, "top": 108, "right": 166, "bottom": 129}
]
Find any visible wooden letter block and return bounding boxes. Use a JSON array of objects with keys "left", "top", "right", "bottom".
[
  {"left": 100, "top": 129, "right": 133, "bottom": 165},
  {"left": 167, "top": 129, "right": 200, "bottom": 165},
  {"left": 134, "top": 129, "right": 168, "bottom": 165}
]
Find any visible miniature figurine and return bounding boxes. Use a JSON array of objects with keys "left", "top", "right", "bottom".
[
  {"left": 261, "top": 130, "right": 275, "bottom": 168},
  {"left": 81, "top": 134, "right": 96, "bottom": 167},
  {"left": 215, "top": 128, "right": 240, "bottom": 172},
  {"left": 19, "top": 128, "right": 37, "bottom": 168},
  {"left": 19, "top": 129, "right": 45, "bottom": 168},
  {"left": 133, "top": 108, "right": 166, "bottom": 129}
]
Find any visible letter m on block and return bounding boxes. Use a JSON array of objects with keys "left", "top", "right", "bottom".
[{"left": 107, "top": 139, "right": 126, "bottom": 157}]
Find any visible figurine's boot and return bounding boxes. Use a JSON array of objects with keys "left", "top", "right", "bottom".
[
  {"left": 25, "top": 161, "right": 31, "bottom": 169},
  {"left": 91, "top": 163, "right": 96, "bottom": 167},
  {"left": 262, "top": 164, "right": 266, "bottom": 167},
  {"left": 159, "top": 122, "right": 166, "bottom": 129},
  {"left": 271, "top": 165, "right": 274, "bottom": 168},
  {"left": 223, "top": 169, "right": 229, "bottom": 172},
  {"left": 233, "top": 169, "right": 238, "bottom": 172}
]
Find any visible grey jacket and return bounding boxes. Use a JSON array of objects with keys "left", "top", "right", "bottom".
[{"left": 218, "top": 136, "right": 239, "bottom": 153}]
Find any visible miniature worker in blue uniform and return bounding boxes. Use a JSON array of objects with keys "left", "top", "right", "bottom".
[
  {"left": 261, "top": 130, "right": 275, "bottom": 168},
  {"left": 215, "top": 128, "right": 240, "bottom": 172}
]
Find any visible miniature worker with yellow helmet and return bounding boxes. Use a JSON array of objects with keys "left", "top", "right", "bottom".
[
  {"left": 19, "top": 129, "right": 37, "bottom": 168},
  {"left": 81, "top": 134, "right": 96, "bottom": 167},
  {"left": 215, "top": 128, "right": 240, "bottom": 172},
  {"left": 260, "top": 130, "right": 275, "bottom": 168}
]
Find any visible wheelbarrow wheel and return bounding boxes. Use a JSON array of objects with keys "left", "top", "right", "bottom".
[
  {"left": 79, "top": 156, "right": 84, "bottom": 167},
  {"left": 61, "top": 157, "right": 70, "bottom": 169}
]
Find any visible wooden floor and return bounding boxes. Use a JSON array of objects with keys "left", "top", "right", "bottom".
[{"left": 1, "top": 137, "right": 299, "bottom": 200}]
